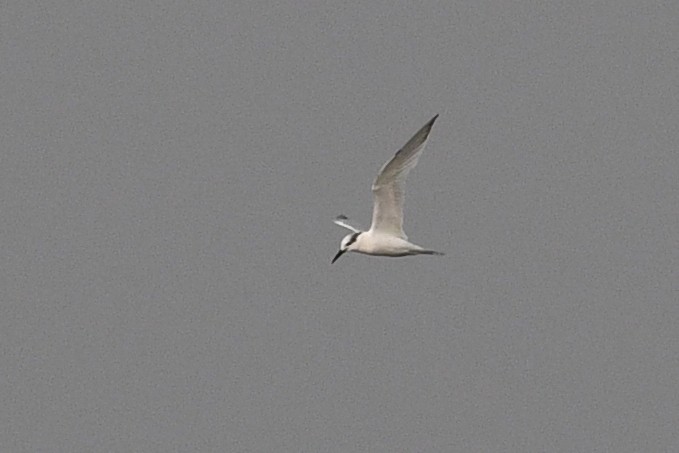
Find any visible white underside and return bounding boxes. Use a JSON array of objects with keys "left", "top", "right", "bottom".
[{"left": 350, "top": 230, "right": 435, "bottom": 256}]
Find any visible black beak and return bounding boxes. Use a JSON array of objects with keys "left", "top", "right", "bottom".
[{"left": 331, "top": 249, "right": 346, "bottom": 264}]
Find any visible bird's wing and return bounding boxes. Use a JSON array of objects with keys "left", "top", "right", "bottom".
[
  {"left": 370, "top": 115, "right": 438, "bottom": 239},
  {"left": 333, "top": 215, "right": 361, "bottom": 233}
]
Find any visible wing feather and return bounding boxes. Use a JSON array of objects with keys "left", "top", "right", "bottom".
[{"left": 333, "top": 215, "right": 360, "bottom": 233}]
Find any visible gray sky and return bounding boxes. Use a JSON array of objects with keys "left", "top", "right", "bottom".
[{"left": 2, "top": 1, "right": 678, "bottom": 452}]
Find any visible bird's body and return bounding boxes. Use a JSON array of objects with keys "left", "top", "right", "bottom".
[
  {"left": 332, "top": 115, "right": 444, "bottom": 263},
  {"left": 347, "top": 230, "right": 441, "bottom": 257}
]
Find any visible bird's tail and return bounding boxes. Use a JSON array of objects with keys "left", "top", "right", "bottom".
[{"left": 418, "top": 250, "right": 445, "bottom": 256}]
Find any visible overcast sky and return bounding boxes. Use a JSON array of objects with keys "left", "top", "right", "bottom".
[{"left": 2, "top": 1, "right": 678, "bottom": 452}]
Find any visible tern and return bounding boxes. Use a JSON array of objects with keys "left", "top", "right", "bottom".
[{"left": 332, "top": 115, "right": 444, "bottom": 263}]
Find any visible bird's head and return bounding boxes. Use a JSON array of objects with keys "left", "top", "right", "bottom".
[{"left": 332, "top": 232, "right": 361, "bottom": 263}]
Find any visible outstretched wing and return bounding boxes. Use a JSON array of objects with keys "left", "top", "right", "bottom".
[
  {"left": 370, "top": 115, "right": 438, "bottom": 238},
  {"left": 333, "top": 215, "right": 360, "bottom": 233}
]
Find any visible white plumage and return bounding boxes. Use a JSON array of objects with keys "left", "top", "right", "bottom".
[{"left": 332, "top": 115, "right": 444, "bottom": 263}]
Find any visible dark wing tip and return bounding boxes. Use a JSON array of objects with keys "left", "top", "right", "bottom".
[
  {"left": 335, "top": 214, "right": 348, "bottom": 220},
  {"left": 417, "top": 115, "right": 439, "bottom": 137},
  {"left": 384, "top": 114, "right": 440, "bottom": 161},
  {"left": 419, "top": 114, "right": 439, "bottom": 139}
]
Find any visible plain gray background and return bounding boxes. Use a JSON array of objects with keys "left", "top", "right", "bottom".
[{"left": 2, "top": 1, "right": 678, "bottom": 452}]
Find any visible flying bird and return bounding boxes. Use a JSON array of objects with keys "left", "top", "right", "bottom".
[{"left": 332, "top": 115, "right": 444, "bottom": 263}]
